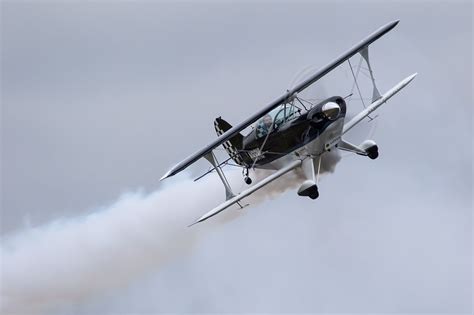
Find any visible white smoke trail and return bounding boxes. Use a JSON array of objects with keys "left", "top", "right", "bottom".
[{"left": 0, "top": 151, "right": 340, "bottom": 314}]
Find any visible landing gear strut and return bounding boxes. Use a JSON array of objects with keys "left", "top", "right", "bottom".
[{"left": 297, "top": 155, "right": 321, "bottom": 200}]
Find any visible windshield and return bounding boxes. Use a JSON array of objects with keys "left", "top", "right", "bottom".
[{"left": 255, "top": 104, "right": 300, "bottom": 138}]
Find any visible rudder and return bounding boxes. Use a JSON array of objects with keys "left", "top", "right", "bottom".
[{"left": 214, "top": 117, "right": 249, "bottom": 167}]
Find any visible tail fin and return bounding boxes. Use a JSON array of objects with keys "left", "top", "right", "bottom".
[{"left": 214, "top": 117, "right": 249, "bottom": 167}]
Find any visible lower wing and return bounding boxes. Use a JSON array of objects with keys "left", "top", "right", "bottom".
[
  {"left": 189, "top": 159, "right": 303, "bottom": 226},
  {"left": 342, "top": 73, "right": 417, "bottom": 135}
]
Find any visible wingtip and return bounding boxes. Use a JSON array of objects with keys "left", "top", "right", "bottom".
[
  {"left": 375, "top": 20, "right": 399, "bottom": 36},
  {"left": 387, "top": 19, "right": 400, "bottom": 29},
  {"left": 188, "top": 212, "right": 214, "bottom": 227},
  {"left": 159, "top": 170, "right": 172, "bottom": 181},
  {"left": 407, "top": 72, "right": 418, "bottom": 82},
  {"left": 188, "top": 219, "right": 202, "bottom": 227}
]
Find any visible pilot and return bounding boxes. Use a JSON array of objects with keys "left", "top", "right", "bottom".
[
  {"left": 257, "top": 114, "right": 273, "bottom": 138},
  {"left": 263, "top": 114, "right": 273, "bottom": 129}
]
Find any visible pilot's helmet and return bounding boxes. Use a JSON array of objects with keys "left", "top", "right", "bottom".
[{"left": 262, "top": 114, "right": 273, "bottom": 127}]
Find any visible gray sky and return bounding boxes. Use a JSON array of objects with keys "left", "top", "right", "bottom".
[{"left": 1, "top": 0, "right": 472, "bottom": 314}]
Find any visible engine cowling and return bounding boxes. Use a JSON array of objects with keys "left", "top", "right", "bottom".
[{"left": 321, "top": 102, "right": 341, "bottom": 120}]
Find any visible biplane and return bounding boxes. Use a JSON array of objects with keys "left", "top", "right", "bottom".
[{"left": 160, "top": 20, "right": 417, "bottom": 226}]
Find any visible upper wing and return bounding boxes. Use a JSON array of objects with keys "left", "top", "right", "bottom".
[{"left": 161, "top": 20, "right": 400, "bottom": 180}]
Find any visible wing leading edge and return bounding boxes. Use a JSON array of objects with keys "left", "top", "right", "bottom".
[{"left": 161, "top": 20, "right": 400, "bottom": 180}]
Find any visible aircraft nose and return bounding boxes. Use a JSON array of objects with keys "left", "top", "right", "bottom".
[{"left": 321, "top": 102, "right": 340, "bottom": 120}]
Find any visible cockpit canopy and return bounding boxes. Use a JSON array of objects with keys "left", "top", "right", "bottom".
[{"left": 255, "top": 104, "right": 300, "bottom": 138}]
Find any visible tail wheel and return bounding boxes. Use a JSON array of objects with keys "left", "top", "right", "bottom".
[{"left": 242, "top": 168, "right": 252, "bottom": 185}]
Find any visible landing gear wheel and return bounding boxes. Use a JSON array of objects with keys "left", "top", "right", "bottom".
[
  {"left": 368, "top": 151, "right": 379, "bottom": 160},
  {"left": 309, "top": 186, "right": 319, "bottom": 200},
  {"left": 366, "top": 145, "right": 379, "bottom": 160},
  {"left": 297, "top": 181, "right": 319, "bottom": 199}
]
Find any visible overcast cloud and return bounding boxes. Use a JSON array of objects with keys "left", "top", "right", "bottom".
[{"left": 1, "top": 1, "right": 472, "bottom": 314}]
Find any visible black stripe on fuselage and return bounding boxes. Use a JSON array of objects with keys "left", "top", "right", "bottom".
[{"left": 242, "top": 96, "right": 347, "bottom": 166}]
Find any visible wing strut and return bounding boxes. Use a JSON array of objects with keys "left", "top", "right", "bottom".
[
  {"left": 348, "top": 58, "right": 368, "bottom": 109},
  {"left": 343, "top": 73, "right": 417, "bottom": 135},
  {"left": 204, "top": 152, "right": 236, "bottom": 201},
  {"left": 360, "top": 46, "right": 381, "bottom": 102}
]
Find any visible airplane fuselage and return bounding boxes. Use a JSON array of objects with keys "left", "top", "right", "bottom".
[{"left": 241, "top": 96, "right": 347, "bottom": 167}]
